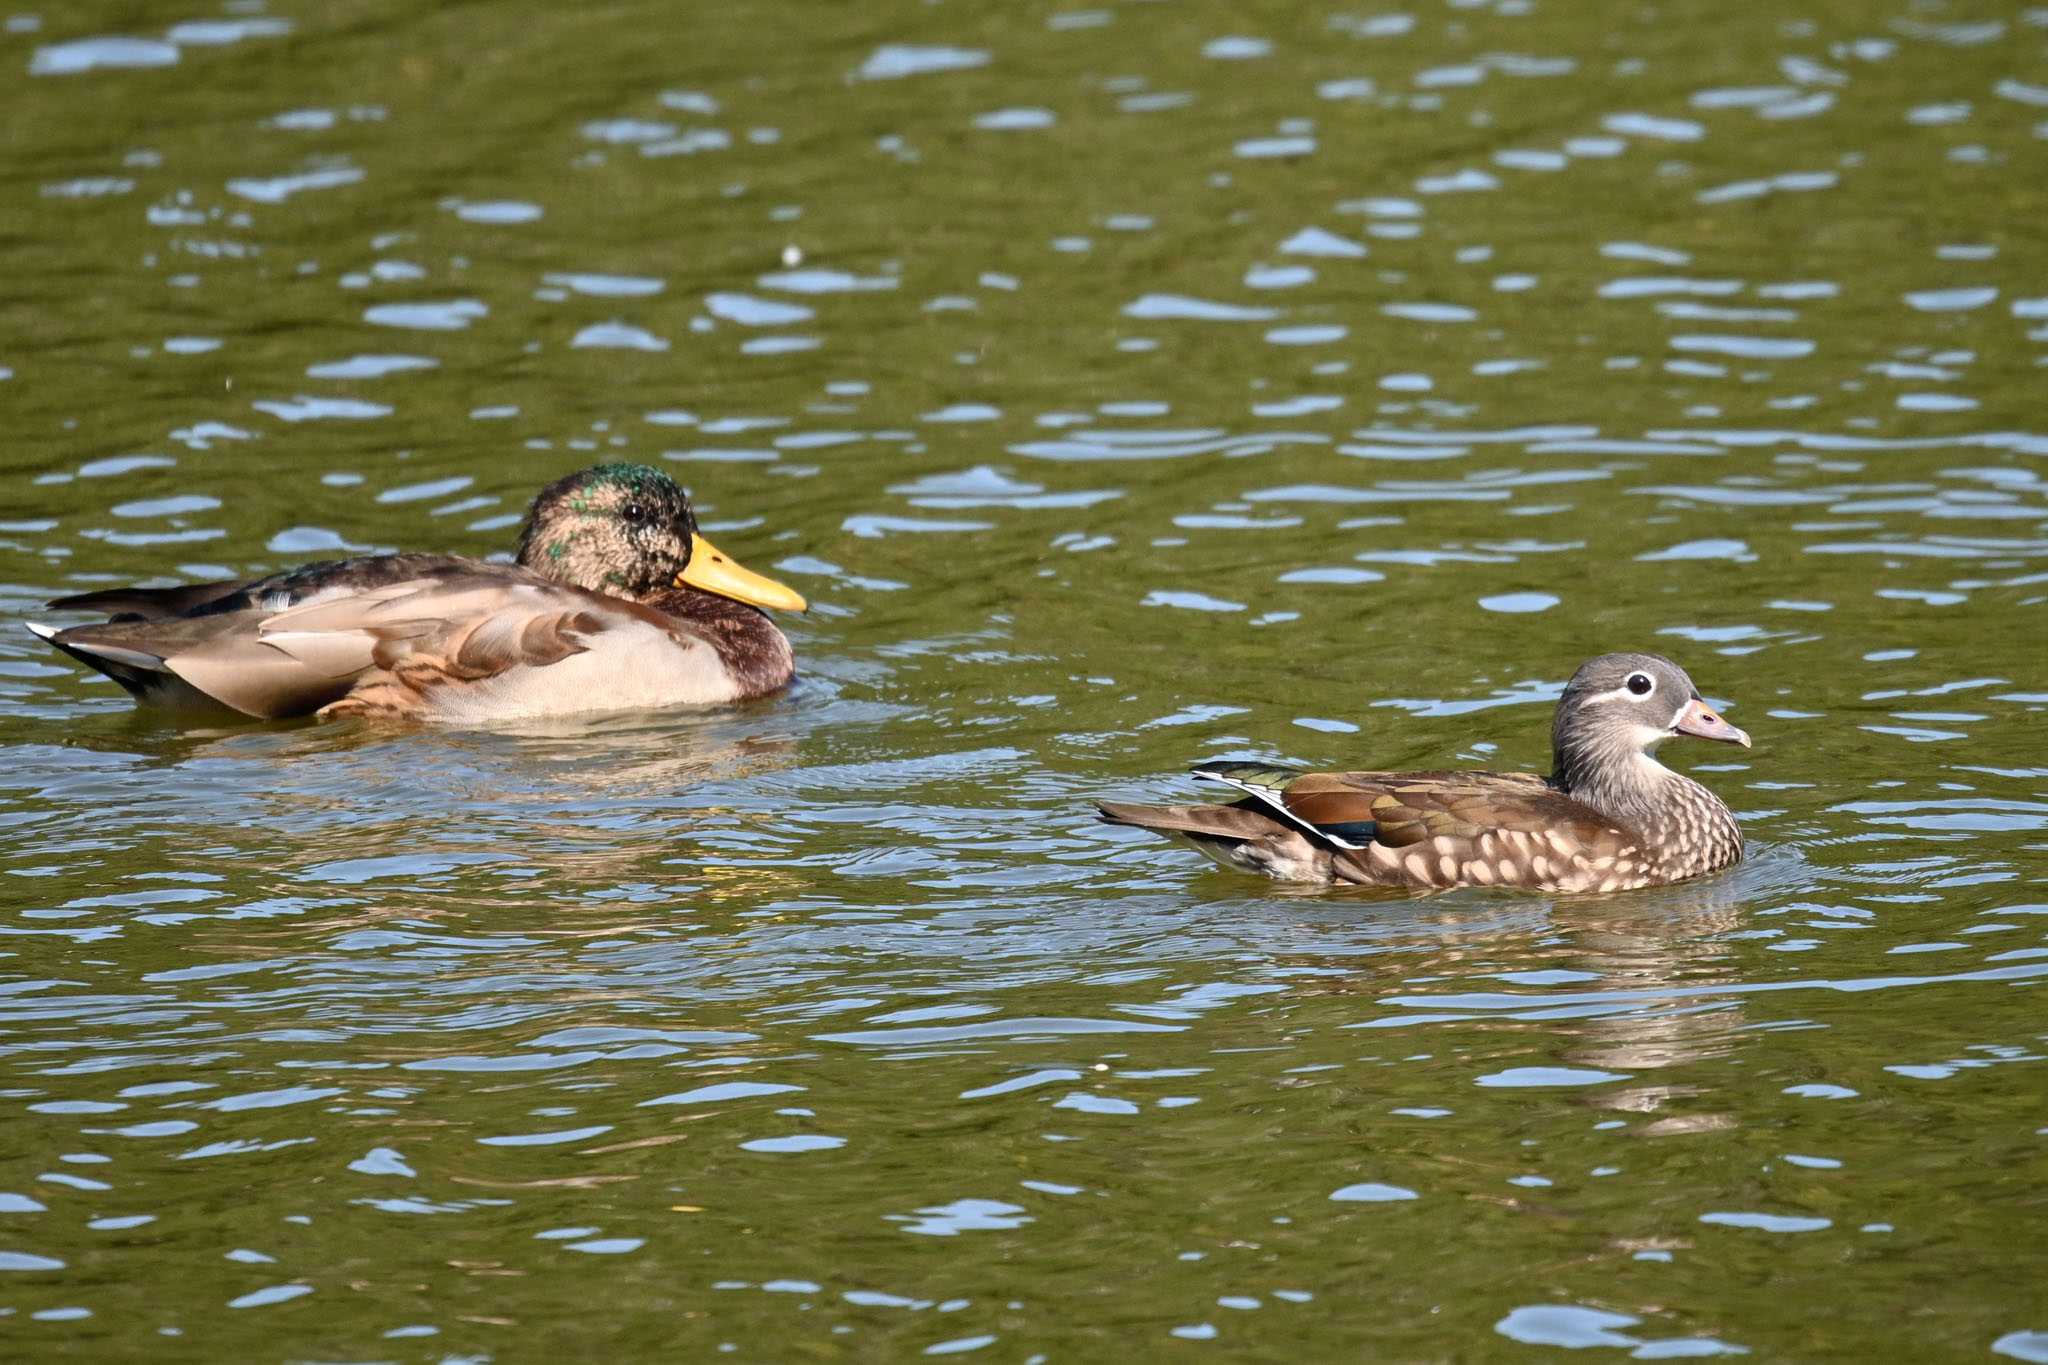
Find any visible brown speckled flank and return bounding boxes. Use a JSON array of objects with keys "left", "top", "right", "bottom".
[{"left": 1098, "top": 653, "right": 1750, "bottom": 894}]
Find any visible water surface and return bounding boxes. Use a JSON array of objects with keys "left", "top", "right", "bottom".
[{"left": 3, "top": 0, "right": 2046, "bottom": 1358}]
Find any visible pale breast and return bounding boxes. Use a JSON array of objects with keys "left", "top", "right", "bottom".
[{"left": 417, "top": 620, "right": 741, "bottom": 723}]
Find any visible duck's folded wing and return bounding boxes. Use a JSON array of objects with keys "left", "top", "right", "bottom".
[
  {"left": 68, "top": 576, "right": 618, "bottom": 719},
  {"left": 29, "top": 580, "right": 439, "bottom": 716},
  {"left": 245, "top": 578, "right": 611, "bottom": 695},
  {"left": 98, "top": 576, "right": 453, "bottom": 717},
  {"left": 35, "top": 558, "right": 618, "bottom": 718},
  {"left": 1204, "top": 765, "right": 1622, "bottom": 851}
]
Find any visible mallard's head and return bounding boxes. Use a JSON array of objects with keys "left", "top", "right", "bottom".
[{"left": 515, "top": 464, "right": 805, "bottom": 610}]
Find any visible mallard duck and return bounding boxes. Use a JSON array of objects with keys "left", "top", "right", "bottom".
[
  {"left": 26, "top": 463, "right": 807, "bottom": 722},
  {"left": 1097, "top": 652, "right": 1750, "bottom": 892}
]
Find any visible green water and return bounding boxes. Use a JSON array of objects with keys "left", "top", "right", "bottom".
[{"left": 3, "top": 0, "right": 2046, "bottom": 1359}]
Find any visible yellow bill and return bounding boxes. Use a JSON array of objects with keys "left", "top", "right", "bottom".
[{"left": 677, "top": 535, "right": 808, "bottom": 612}]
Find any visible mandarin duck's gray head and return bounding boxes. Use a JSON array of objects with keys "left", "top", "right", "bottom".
[
  {"left": 1551, "top": 652, "right": 1750, "bottom": 795},
  {"left": 515, "top": 463, "right": 698, "bottom": 597}
]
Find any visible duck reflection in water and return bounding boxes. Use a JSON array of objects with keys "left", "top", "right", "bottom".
[
  {"left": 1550, "top": 860, "right": 1800, "bottom": 1139},
  {"left": 1281, "top": 848, "right": 1808, "bottom": 1144},
  {"left": 124, "top": 713, "right": 814, "bottom": 958}
]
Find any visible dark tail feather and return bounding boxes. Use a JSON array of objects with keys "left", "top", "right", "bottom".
[
  {"left": 1096, "top": 800, "right": 1333, "bottom": 880},
  {"left": 26, "top": 623, "right": 175, "bottom": 702},
  {"left": 1096, "top": 800, "right": 1286, "bottom": 842},
  {"left": 47, "top": 580, "right": 243, "bottom": 622}
]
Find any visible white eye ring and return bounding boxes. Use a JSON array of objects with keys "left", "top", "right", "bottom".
[{"left": 1625, "top": 672, "right": 1655, "bottom": 698}]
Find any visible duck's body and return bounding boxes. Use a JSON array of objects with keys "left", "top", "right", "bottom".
[
  {"left": 1098, "top": 653, "right": 1750, "bottom": 893},
  {"left": 28, "top": 464, "right": 806, "bottom": 724}
]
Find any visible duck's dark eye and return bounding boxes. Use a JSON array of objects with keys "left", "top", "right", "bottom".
[
  {"left": 621, "top": 501, "right": 650, "bottom": 526},
  {"left": 1626, "top": 672, "right": 1654, "bottom": 697}
]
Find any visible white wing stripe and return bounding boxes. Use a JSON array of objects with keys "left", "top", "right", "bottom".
[{"left": 1192, "top": 768, "right": 1368, "bottom": 850}]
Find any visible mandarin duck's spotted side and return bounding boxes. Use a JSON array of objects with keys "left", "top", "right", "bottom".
[
  {"left": 27, "top": 464, "right": 808, "bottom": 724},
  {"left": 1098, "top": 653, "right": 1751, "bottom": 893}
]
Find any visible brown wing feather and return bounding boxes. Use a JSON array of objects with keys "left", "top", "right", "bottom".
[
  {"left": 375, "top": 601, "right": 603, "bottom": 681},
  {"left": 1283, "top": 770, "right": 1613, "bottom": 847}
]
